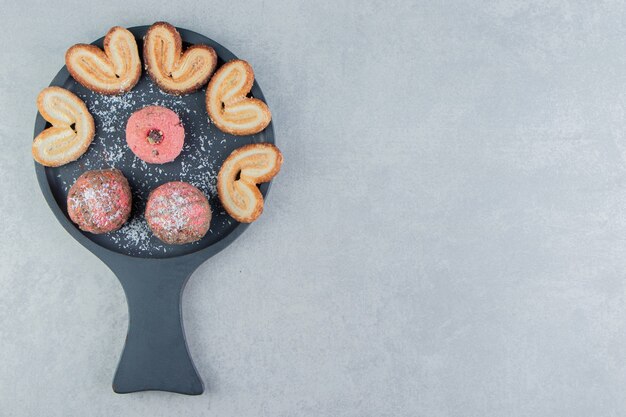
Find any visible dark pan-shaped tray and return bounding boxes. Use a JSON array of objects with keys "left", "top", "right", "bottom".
[{"left": 34, "top": 25, "right": 275, "bottom": 395}]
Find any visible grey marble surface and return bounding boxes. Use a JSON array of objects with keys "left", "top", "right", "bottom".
[{"left": 2, "top": 0, "right": 626, "bottom": 415}]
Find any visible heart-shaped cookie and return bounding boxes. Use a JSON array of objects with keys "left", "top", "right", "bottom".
[
  {"left": 32, "top": 87, "right": 95, "bottom": 167},
  {"left": 65, "top": 26, "right": 141, "bottom": 95},
  {"left": 143, "top": 22, "right": 217, "bottom": 95},
  {"left": 217, "top": 143, "right": 283, "bottom": 223},
  {"left": 206, "top": 60, "right": 272, "bottom": 136}
]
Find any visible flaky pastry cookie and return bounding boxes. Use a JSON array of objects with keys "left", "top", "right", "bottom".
[
  {"left": 217, "top": 143, "right": 283, "bottom": 223},
  {"left": 206, "top": 60, "right": 272, "bottom": 136},
  {"left": 144, "top": 22, "right": 217, "bottom": 95},
  {"left": 65, "top": 26, "right": 141, "bottom": 94},
  {"left": 32, "top": 87, "right": 95, "bottom": 167}
]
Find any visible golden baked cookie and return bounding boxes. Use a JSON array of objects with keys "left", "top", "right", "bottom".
[
  {"left": 217, "top": 143, "right": 283, "bottom": 223},
  {"left": 65, "top": 26, "right": 141, "bottom": 94},
  {"left": 144, "top": 22, "right": 217, "bottom": 95},
  {"left": 32, "top": 87, "right": 95, "bottom": 167},
  {"left": 206, "top": 60, "right": 272, "bottom": 136}
]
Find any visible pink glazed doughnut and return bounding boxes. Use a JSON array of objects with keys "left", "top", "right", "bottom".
[{"left": 125, "top": 106, "right": 185, "bottom": 164}]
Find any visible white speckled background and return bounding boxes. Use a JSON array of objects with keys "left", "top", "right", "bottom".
[{"left": 2, "top": 1, "right": 626, "bottom": 415}]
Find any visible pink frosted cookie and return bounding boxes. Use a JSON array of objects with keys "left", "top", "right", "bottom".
[
  {"left": 125, "top": 106, "right": 185, "bottom": 164},
  {"left": 67, "top": 169, "right": 132, "bottom": 234},
  {"left": 145, "top": 181, "right": 211, "bottom": 244}
]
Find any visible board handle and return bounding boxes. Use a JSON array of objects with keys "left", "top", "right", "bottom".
[{"left": 109, "top": 260, "right": 204, "bottom": 395}]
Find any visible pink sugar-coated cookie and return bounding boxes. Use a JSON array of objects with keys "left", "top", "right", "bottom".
[
  {"left": 125, "top": 105, "right": 185, "bottom": 164},
  {"left": 67, "top": 169, "right": 132, "bottom": 234},
  {"left": 145, "top": 181, "right": 211, "bottom": 245}
]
